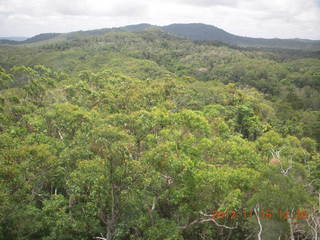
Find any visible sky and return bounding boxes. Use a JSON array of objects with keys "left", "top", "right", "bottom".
[{"left": 0, "top": 0, "right": 320, "bottom": 39}]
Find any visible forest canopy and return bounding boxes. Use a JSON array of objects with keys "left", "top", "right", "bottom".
[{"left": 0, "top": 28, "right": 319, "bottom": 240}]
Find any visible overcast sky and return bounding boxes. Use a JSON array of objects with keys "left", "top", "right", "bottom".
[{"left": 0, "top": 0, "right": 320, "bottom": 39}]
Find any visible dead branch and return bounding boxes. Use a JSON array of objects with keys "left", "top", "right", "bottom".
[
  {"left": 270, "top": 148, "right": 282, "bottom": 159},
  {"left": 199, "top": 211, "right": 238, "bottom": 229},
  {"left": 280, "top": 157, "right": 293, "bottom": 176},
  {"left": 95, "top": 233, "right": 107, "bottom": 240},
  {"left": 58, "top": 129, "right": 64, "bottom": 140},
  {"left": 178, "top": 211, "right": 238, "bottom": 230},
  {"left": 161, "top": 173, "right": 173, "bottom": 185},
  {"left": 254, "top": 204, "right": 262, "bottom": 240}
]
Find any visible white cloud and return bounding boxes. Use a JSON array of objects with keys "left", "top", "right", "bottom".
[
  {"left": 175, "top": 0, "right": 242, "bottom": 7},
  {"left": 46, "top": 0, "right": 147, "bottom": 17},
  {"left": 0, "top": 0, "right": 319, "bottom": 39}
]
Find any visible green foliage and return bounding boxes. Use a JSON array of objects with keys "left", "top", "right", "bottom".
[{"left": 0, "top": 29, "right": 319, "bottom": 239}]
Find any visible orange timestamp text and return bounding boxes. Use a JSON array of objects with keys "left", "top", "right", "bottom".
[{"left": 211, "top": 209, "right": 308, "bottom": 220}]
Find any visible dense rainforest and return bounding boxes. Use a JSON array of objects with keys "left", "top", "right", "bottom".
[{"left": 0, "top": 27, "right": 320, "bottom": 240}]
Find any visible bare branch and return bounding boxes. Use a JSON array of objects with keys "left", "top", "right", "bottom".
[
  {"left": 161, "top": 173, "right": 173, "bottom": 185},
  {"left": 199, "top": 211, "right": 238, "bottom": 229},
  {"left": 95, "top": 233, "right": 108, "bottom": 240},
  {"left": 179, "top": 211, "right": 238, "bottom": 230},
  {"left": 280, "top": 157, "right": 293, "bottom": 176},
  {"left": 58, "top": 129, "right": 64, "bottom": 140},
  {"left": 270, "top": 148, "right": 282, "bottom": 159},
  {"left": 305, "top": 203, "right": 320, "bottom": 240},
  {"left": 147, "top": 196, "right": 158, "bottom": 225},
  {"left": 254, "top": 204, "right": 262, "bottom": 240},
  {"left": 287, "top": 208, "right": 295, "bottom": 240},
  {"left": 209, "top": 218, "right": 238, "bottom": 230}
]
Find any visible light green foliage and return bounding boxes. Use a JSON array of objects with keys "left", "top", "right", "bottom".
[{"left": 0, "top": 29, "right": 319, "bottom": 240}]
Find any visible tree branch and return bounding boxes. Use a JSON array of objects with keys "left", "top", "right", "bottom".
[
  {"left": 58, "top": 129, "right": 64, "bottom": 140},
  {"left": 179, "top": 211, "right": 238, "bottom": 230},
  {"left": 254, "top": 204, "right": 262, "bottom": 240}
]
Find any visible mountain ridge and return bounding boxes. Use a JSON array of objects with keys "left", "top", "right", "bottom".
[{"left": 1, "top": 23, "right": 320, "bottom": 50}]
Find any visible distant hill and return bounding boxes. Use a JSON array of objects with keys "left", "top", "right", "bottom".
[
  {"left": 0, "top": 33, "right": 61, "bottom": 44},
  {"left": 0, "top": 24, "right": 153, "bottom": 45},
  {"left": 0, "top": 36, "right": 27, "bottom": 41},
  {"left": 163, "top": 23, "right": 236, "bottom": 43},
  {"left": 1, "top": 23, "right": 320, "bottom": 50},
  {"left": 22, "top": 33, "right": 61, "bottom": 44},
  {"left": 162, "top": 23, "right": 320, "bottom": 50}
]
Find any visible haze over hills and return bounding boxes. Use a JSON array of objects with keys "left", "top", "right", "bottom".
[
  {"left": 0, "top": 36, "right": 27, "bottom": 41},
  {"left": 1, "top": 23, "right": 320, "bottom": 51}
]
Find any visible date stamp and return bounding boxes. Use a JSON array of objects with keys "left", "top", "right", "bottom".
[{"left": 211, "top": 209, "right": 308, "bottom": 220}]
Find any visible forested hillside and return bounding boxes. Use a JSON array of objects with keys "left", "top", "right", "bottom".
[
  {"left": 162, "top": 23, "right": 320, "bottom": 50},
  {"left": 0, "top": 28, "right": 319, "bottom": 240},
  {"left": 2, "top": 23, "right": 320, "bottom": 51}
]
